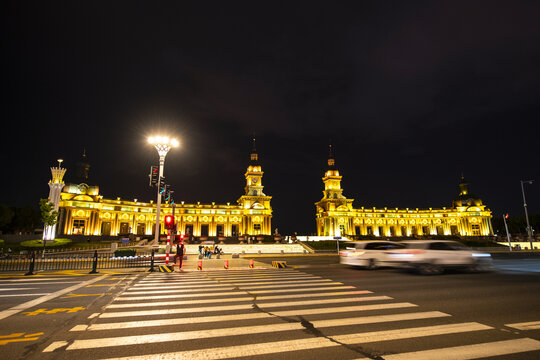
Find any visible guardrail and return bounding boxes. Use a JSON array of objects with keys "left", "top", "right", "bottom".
[{"left": 0, "top": 250, "right": 163, "bottom": 272}]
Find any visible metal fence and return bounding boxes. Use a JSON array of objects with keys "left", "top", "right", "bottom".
[{"left": 0, "top": 251, "right": 163, "bottom": 272}]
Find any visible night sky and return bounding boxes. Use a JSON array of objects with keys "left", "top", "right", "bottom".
[{"left": 2, "top": 1, "right": 539, "bottom": 234}]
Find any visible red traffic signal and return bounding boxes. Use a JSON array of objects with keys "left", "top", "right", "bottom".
[
  {"left": 164, "top": 215, "right": 174, "bottom": 230},
  {"left": 505, "top": 214, "right": 509, "bottom": 220}
]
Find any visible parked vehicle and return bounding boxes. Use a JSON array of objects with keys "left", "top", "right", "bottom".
[
  {"left": 340, "top": 241, "right": 406, "bottom": 269},
  {"left": 387, "top": 240, "right": 493, "bottom": 275}
]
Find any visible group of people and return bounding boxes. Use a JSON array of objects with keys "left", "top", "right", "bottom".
[{"left": 198, "top": 244, "right": 222, "bottom": 259}]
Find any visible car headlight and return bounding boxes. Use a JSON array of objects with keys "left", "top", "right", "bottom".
[{"left": 472, "top": 253, "right": 491, "bottom": 257}]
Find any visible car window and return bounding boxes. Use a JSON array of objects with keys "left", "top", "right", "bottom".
[
  {"left": 354, "top": 243, "right": 366, "bottom": 250},
  {"left": 364, "top": 242, "right": 381, "bottom": 250},
  {"left": 404, "top": 243, "right": 426, "bottom": 249},
  {"left": 387, "top": 243, "right": 406, "bottom": 249},
  {"left": 429, "top": 242, "right": 454, "bottom": 250}
]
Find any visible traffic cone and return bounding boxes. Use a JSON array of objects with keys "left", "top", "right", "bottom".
[
  {"left": 224, "top": 259, "right": 229, "bottom": 269},
  {"left": 197, "top": 260, "right": 202, "bottom": 271},
  {"left": 249, "top": 259, "right": 254, "bottom": 268}
]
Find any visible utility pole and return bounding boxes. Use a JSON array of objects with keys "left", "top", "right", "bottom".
[{"left": 520, "top": 180, "right": 534, "bottom": 250}]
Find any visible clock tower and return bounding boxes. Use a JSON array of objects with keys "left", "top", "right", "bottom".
[
  {"left": 244, "top": 137, "right": 265, "bottom": 196},
  {"left": 237, "top": 137, "right": 272, "bottom": 235}
]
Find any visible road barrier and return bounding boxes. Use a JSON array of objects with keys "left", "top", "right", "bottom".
[
  {"left": 272, "top": 261, "right": 287, "bottom": 268},
  {"left": 158, "top": 265, "right": 173, "bottom": 272},
  {"left": 0, "top": 251, "right": 165, "bottom": 273}
]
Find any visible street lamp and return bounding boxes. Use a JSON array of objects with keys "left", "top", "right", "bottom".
[
  {"left": 148, "top": 136, "right": 179, "bottom": 243},
  {"left": 520, "top": 179, "right": 534, "bottom": 250}
]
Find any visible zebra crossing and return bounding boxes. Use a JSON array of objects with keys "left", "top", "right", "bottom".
[{"left": 41, "top": 269, "right": 540, "bottom": 359}]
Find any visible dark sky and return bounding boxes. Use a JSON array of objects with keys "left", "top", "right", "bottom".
[{"left": 2, "top": 1, "right": 539, "bottom": 234}]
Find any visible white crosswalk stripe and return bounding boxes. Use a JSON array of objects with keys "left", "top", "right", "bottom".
[{"left": 41, "top": 269, "right": 540, "bottom": 359}]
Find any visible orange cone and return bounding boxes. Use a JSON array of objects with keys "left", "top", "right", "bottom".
[
  {"left": 197, "top": 260, "right": 202, "bottom": 271},
  {"left": 224, "top": 259, "right": 229, "bottom": 269},
  {"left": 249, "top": 259, "right": 254, "bottom": 269}
]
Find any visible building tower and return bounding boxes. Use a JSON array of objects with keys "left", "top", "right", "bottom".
[
  {"left": 237, "top": 137, "right": 272, "bottom": 235},
  {"left": 43, "top": 159, "right": 67, "bottom": 241},
  {"left": 74, "top": 149, "right": 90, "bottom": 184},
  {"left": 315, "top": 145, "right": 354, "bottom": 236}
]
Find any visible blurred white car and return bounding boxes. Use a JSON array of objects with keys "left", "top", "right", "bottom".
[
  {"left": 340, "top": 241, "right": 406, "bottom": 269},
  {"left": 386, "top": 240, "right": 493, "bottom": 275}
]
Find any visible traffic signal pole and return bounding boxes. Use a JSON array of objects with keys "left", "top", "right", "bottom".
[{"left": 154, "top": 156, "right": 166, "bottom": 244}]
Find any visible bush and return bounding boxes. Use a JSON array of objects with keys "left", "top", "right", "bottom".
[
  {"left": 303, "top": 241, "right": 349, "bottom": 251},
  {"left": 21, "top": 238, "right": 72, "bottom": 248},
  {"left": 114, "top": 249, "right": 136, "bottom": 257}
]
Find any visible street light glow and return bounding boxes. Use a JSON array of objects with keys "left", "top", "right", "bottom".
[{"left": 148, "top": 136, "right": 179, "bottom": 147}]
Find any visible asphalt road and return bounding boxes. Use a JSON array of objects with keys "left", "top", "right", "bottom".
[{"left": 0, "top": 258, "right": 539, "bottom": 359}]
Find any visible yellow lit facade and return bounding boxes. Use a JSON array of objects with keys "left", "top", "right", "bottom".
[
  {"left": 56, "top": 146, "right": 272, "bottom": 237},
  {"left": 315, "top": 149, "right": 493, "bottom": 238}
]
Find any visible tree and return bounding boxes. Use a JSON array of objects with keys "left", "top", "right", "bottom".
[
  {"left": 0, "top": 204, "right": 14, "bottom": 232},
  {"left": 40, "top": 199, "right": 59, "bottom": 241}
]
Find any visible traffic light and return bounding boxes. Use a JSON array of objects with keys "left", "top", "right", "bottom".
[
  {"left": 159, "top": 178, "right": 166, "bottom": 194},
  {"left": 165, "top": 189, "right": 174, "bottom": 202},
  {"left": 164, "top": 215, "right": 174, "bottom": 230},
  {"left": 149, "top": 166, "right": 158, "bottom": 187},
  {"left": 505, "top": 214, "right": 509, "bottom": 220}
]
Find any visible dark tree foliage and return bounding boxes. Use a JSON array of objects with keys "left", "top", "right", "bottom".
[
  {"left": 0, "top": 203, "right": 41, "bottom": 234},
  {"left": 491, "top": 214, "right": 540, "bottom": 236}
]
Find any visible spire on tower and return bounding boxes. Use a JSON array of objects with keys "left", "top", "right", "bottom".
[
  {"left": 250, "top": 136, "right": 258, "bottom": 163},
  {"left": 327, "top": 142, "right": 335, "bottom": 168}
]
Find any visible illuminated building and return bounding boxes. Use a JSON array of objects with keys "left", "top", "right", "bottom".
[
  {"left": 315, "top": 146, "right": 494, "bottom": 237},
  {"left": 55, "top": 141, "right": 272, "bottom": 237}
]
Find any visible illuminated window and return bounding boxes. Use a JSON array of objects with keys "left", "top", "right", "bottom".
[{"left": 471, "top": 224, "right": 480, "bottom": 236}]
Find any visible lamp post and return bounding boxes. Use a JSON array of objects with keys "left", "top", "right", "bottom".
[
  {"left": 520, "top": 180, "right": 534, "bottom": 250},
  {"left": 148, "top": 136, "right": 179, "bottom": 244}
]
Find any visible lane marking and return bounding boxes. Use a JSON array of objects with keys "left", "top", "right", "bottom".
[
  {"left": 88, "top": 313, "right": 100, "bottom": 319},
  {"left": 0, "top": 293, "right": 51, "bottom": 297},
  {"left": 129, "top": 282, "right": 343, "bottom": 292},
  {"left": 0, "top": 275, "right": 108, "bottom": 321},
  {"left": 80, "top": 323, "right": 492, "bottom": 358},
  {"left": 101, "top": 296, "right": 393, "bottom": 317},
  {"left": 72, "top": 313, "right": 274, "bottom": 331},
  {"left": 0, "top": 278, "right": 72, "bottom": 282},
  {"left": 0, "top": 288, "right": 38, "bottom": 291},
  {"left": 61, "top": 293, "right": 112, "bottom": 298},
  {"left": 137, "top": 275, "right": 319, "bottom": 284},
  {"left": 380, "top": 338, "right": 540, "bottom": 360},
  {"left": 22, "top": 307, "right": 85, "bottom": 316},
  {"left": 42, "top": 340, "right": 68, "bottom": 352},
  {"left": 273, "top": 302, "right": 418, "bottom": 317},
  {"left": 66, "top": 323, "right": 306, "bottom": 349},
  {"left": 86, "top": 284, "right": 127, "bottom": 287},
  {"left": 505, "top": 320, "right": 540, "bottom": 331},
  {"left": 131, "top": 279, "right": 334, "bottom": 288},
  {"left": 0, "top": 332, "right": 44, "bottom": 346},
  {"left": 0, "top": 281, "right": 81, "bottom": 286},
  {"left": 124, "top": 285, "right": 355, "bottom": 296},
  {"left": 73, "top": 309, "right": 437, "bottom": 332},
  {"left": 106, "top": 295, "right": 391, "bottom": 309},
  {"left": 118, "top": 290, "right": 371, "bottom": 302}
]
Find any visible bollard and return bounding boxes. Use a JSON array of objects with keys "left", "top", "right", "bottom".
[
  {"left": 25, "top": 251, "right": 36, "bottom": 276},
  {"left": 224, "top": 259, "right": 229, "bottom": 269},
  {"left": 89, "top": 250, "right": 98, "bottom": 274},
  {"left": 197, "top": 260, "right": 203, "bottom": 271},
  {"left": 148, "top": 249, "right": 155, "bottom": 272},
  {"left": 249, "top": 259, "right": 254, "bottom": 269}
]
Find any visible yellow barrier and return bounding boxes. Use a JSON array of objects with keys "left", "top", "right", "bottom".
[
  {"left": 272, "top": 261, "right": 287, "bottom": 268},
  {"left": 158, "top": 265, "right": 173, "bottom": 272}
]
